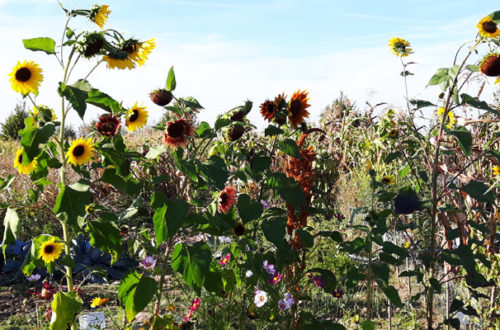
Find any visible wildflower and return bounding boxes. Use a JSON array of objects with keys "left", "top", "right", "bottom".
[
  {"left": 284, "top": 292, "right": 295, "bottom": 304},
  {"left": 381, "top": 176, "right": 394, "bottom": 185},
  {"left": 312, "top": 276, "right": 325, "bottom": 288},
  {"left": 263, "top": 260, "right": 276, "bottom": 275},
  {"left": 26, "top": 274, "right": 41, "bottom": 282},
  {"left": 126, "top": 103, "right": 148, "bottom": 131},
  {"left": 245, "top": 270, "right": 253, "bottom": 277},
  {"left": 233, "top": 222, "right": 246, "bottom": 236},
  {"left": 8, "top": 60, "right": 43, "bottom": 95},
  {"left": 288, "top": 90, "right": 310, "bottom": 128},
  {"left": 332, "top": 289, "right": 344, "bottom": 298},
  {"left": 477, "top": 16, "right": 500, "bottom": 38},
  {"left": 269, "top": 273, "right": 282, "bottom": 285},
  {"left": 66, "top": 138, "right": 95, "bottom": 166},
  {"left": 219, "top": 253, "right": 231, "bottom": 266},
  {"left": 278, "top": 292, "right": 295, "bottom": 310},
  {"left": 492, "top": 165, "right": 500, "bottom": 176},
  {"left": 150, "top": 89, "right": 173, "bottom": 106},
  {"left": 254, "top": 290, "right": 268, "bottom": 307},
  {"left": 480, "top": 54, "right": 500, "bottom": 76},
  {"left": 164, "top": 118, "right": 194, "bottom": 148},
  {"left": 218, "top": 186, "right": 237, "bottom": 214},
  {"left": 227, "top": 124, "right": 245, "bottom": 141},
  {"left": 90, "top": 297, "right": 109, "bottom": 308},
  {"left": 95, "top": 113, "right": 121, "bottom": 136},
  {"left": 189, "top": 297, "right": 201, "bottom": 312},
  {"left": 89, "top": 4, "right": 110, "bottom": 29},
  {"left": 140, "top": 256, "right": 157, "bottom": 270},
  {"left": 13, "top": 147, "right": 37, "bottom": 175},
  {"left": 388, "top": 37, "right": 413, "bottom": 57},
  {"left": 39, "top": 237, "right": 63, "bottom": 264},
  {"left": 278, "top": 299, "right": 290, "bottom": 310},
  {"left": 183, "top": 311, "right": 193, "bottom": 323},
  {"left": 403, "top": 242, "right": 411, "bottom": 249}
]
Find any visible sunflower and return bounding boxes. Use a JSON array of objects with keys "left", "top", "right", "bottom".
[
  {"left": 123, "top": 38, "right": 156, "bottom": 66},
  {"left": 164, "top": 119, "right": 194, "bottom": 148},
  {"left": 90, "top": 4, "right": 111, "bottom": 29},
  {"left": 476, "top": 16, "right": 500, "bottom": 38},
  {"left": 437, "top": 107, "right": 456, "bottom": 129},
  {"left": 95, "top": 113, "right": 121, "bottom": 136},
  {"left": 403, "top": 242, "right": 411, "bottom": 249},
  {"left": 90, "top": 297, "right": 110, "bottom": 308},
  {"left": 233, "top": 222, "right": 246, "bottom": 236},
  {"left": 39, "top": 237, "right": 63, "bottom": 264},
  {"left": 288, "top": 90, "right": 310, "bottom": 128},
  {"left": 66, "top": 138, "right": 95, "bottom": 166},
  {"left": 381, "top": 176, "right": 394, "bottom": 185},
  {"left": 389, "top": 128, "right": 399, "bottom": 138},
  {"left": 480, "top": 53, "right": 500, "bottom": 76},
  {"left": 13, "top": 147, "right": 37, "bottom": 175},
  {"left": 493, "top": 165, "right": 500, "bottom": 176},
  {"left": 227, "top": 124, "right": 245, "bottom": 141},
  {"left": 218, "top": 186, "right": 237, "bottom": 214},
  {"left": 388, "top": 37, "right": 413, "bottom": 57},
  {"left": 79, "top": 33, "right": 105, "bottom": 58},
  {"left": 31, "top": 106, "right": 56, "bottom": 121},
  {"left": 260, "top": 99, "right": 277, "bottom": 122},
  {"left": 8, "top": 60, "right": 43, "bottom": 95},
  {"left": 126, "top": 103, "right": 148, "bottom": 131},
  {"left": 103, "top": 53, "right": 135, "bottom": 70}
]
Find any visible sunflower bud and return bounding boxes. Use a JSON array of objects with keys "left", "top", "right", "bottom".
[
  {"left": 480, "top": 54, "right": 500, "bottom": 76},
  {"left": 230, "top": 110, "right": 245, "bottom": 122},
  {"left": 233, "top": 222, "right": 245, "bottom": 236},
  {"left": 150, "top": 89, "right": 173, "bottom": 106},
  {"left": 227, "top": 124, "right": 244, "bottom": 141}
]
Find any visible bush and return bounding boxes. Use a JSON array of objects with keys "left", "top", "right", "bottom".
[{"left": 1, "top": 102, "right": 28, "bottom": 140}]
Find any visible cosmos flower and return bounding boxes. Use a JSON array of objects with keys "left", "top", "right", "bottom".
[
  {"left": 254, "top": 290, "right": 268, "bottom": 307},
  {"left": 245, "top": 270, "right": 253, "bottom": 277},
  {"left": 189, "top": 297, "right": 201, "bottom": 312},
  {"left": 312, "top": 276, "right": 325, "bottom": 288},
  {"left": 140, "top": 256, "right": 157, "bottom": 270},
  {"left": 26, "top": 274, "right": 41, "bottom": 282},
  {"left": 332, "top": 289, "right": 344, "bottom": 298},
  {"left": 268, "top": 273, "right": 282, "bottom": 285},
  {"left": 263, "top": 260, "right": 276, "bottom": 275},
  {"left": 8, "top": 60, "right": 43, "bottom": 95},
  {"left": 219, "top": 254, "right": 231, "bottom": 266}
]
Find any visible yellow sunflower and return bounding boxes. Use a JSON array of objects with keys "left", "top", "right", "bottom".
[
  {"left": 437, "top": 107, "right": 456, "bottom": 129},
  {"left": 103, "top": 54, "right": 135, "bottom": 70},
  {"left": 8, "top": 60, "right": 43, "bottom": 95},
  {"left": 381, "top": 176, "right": 395, "bottom": 185},
  {"left": 495, "top": 77, "right": 500, "bottom": 85},
  {"left": 388, "top": 37, "right": 413, "bottom": 57},
  {"left": 31, "top": 106, "right": 57, "bottom": 121},
  {"left": 90, "top": 4, "right": 111, "bottom": 29},
  {"left": 288, "top": 89, "right": 310, "bottom": 128},
  {"left": 126, "top": 103, "right": 148, "bottom": 132},
  {"left": 476, "top": 16, "right": 500, "bottom": 38},
  {"left": 493, "top": 165, "right": 500, "bottom": 176},
  {"left": 126, "top": 39, "right": 156, "bottom": 66},
  {"left": 66, "top": 138, "right": 95, "bottom": 166},
  {"left": 90, "top": 297, "right": 110, "bottom": 308},
  {"left": 403, "top": 242, "right": 411, "bottom": 249},
  {"left": 39, "top": 237, "right": 63, "bottom": 263},
  {"left": 13, "top": 147, "right": 38, "bottom": 175}
]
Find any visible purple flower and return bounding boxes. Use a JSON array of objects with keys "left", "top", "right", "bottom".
[
  {"left": 312, "top": 276, "right": 325, "bottom": 288},
  {"left": 263, "top": 260, "right": 276, "bottom": 275},
  {"left": 332, "top": 289, "right": 345, "bottom": 298},
  {"left": 260, "top": 200, "right": 270, "bottom": 209},
  {"left": 278, "top": 292, "right": 295, "bottom": 310},
  {"left": 140, "top": 256, "right": 157, "bottom": 270},
  {"left": 268, "top": 273, "right": 282, "bottom": 285},
  {"left": 26, "top": 274, "right": 41, "bottom": 282},
  {"left": 284, "top": 292, "right": 295, "bottom": 305}
]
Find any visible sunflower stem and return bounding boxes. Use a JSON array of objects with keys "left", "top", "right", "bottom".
[{"left": 154, "top": 238, "right": 174, "bottom": 316}]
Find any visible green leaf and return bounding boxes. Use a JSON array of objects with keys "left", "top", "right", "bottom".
[
  {"left": 450, "top": 299, "right": 464, "bottom": 314},
  {"left": 382, "top": 285, "right": 402, "bottom": 307},
  {"left": 448, "top": 65, "right": 460, "bottom": 79},
  {"left": 410, "top": 99, "right": 435, "bottom": 109},
  {"left": 19, "top": 117, "right": 55, "bottom": 159},
  {"left": 1, "top": 208, "right": 20, "bottom": 248},
  {"left": 251, "top": 156, "right": 271, "bottom": 174},
  {"left": 315, "top": 231, "right": 343, "bottom": 242},
  {"left": 86, "top": 87, "right": 124, "bottom": 114},
  {"left": 460, "top": 94, "right": 499, "bottom": 115},
  {"left": 86, "top": 214, "right": 122, "bottom": 263},
  {"left": 465, "top": 65, "right": 479, "bottom": 72},
  {"left": 58, "top": 82, "right": 88, "bottom": 119},
  {"left": 237, "top": 194, "right": 263, "bottom": 223},
  {"left": 118, "top": 271, "right": 157, "bottom": 322},
  {"left": 198, "top": 156, "right": 229, "bottom": 189},
  {"left": 279, "top": 139, "right": 301, "bottom": 158},
  {"left": 384, "top": 151, "right": 401, "bottom": 164},
  {"left": 196, "top": 121, "right": 213, "bottom": 138},
  {"left": 461, "top": 180, "right": 495, "bottom": 203},
  {"left": 145, "top": 145, "right": 166, "bottom": 159},
  {"left": 152, "top": 195, "right": 189, "bottom": 245},
  {"left": 448, "top": 126, "right": 472, "bottom": 156},
  {"left": 166, "top": 66, "right": 176, "bottom": 91},
  {"left": 262, "top": 217, "right": 287, "bottom": 249},
  {"left": 100, "top": 169, "right": 141, "bottom": 196},
  {"left": 400, "top": 70, "right": 414, "bottom": 76},
  {"left": 360, "top": 320, "right": 375, "bottom": 330},
  {"left": 429, "top": 277, "right": 441, "bottom": 293},
  {"left": 171, "top": 242, "right": 212, "bottom": 295},
  {"left": 53, "top": 181, "right": 91, "bottom": 227},
  {"left": 268, "top": 173, "right": 306, "bottom": 207},
  {"left": 50, "top": 291, "right": 82, "bottom": 330},
  {"left": 371, "top": 263, "right": 389, "bottom": 283},
  {"left": 490, "top": 10, "right": 500, "bottom": 22},
  {"left": 214, "top": 117, "right": 231, "bottom": 130},
  {"left": 382, "top": 241, "right": 407, "bottom": 258},
  {"left": 265, "top": 125, "right": 284, "bottom": 136},
  {"left": 427, "top": 68, "right": 449, "bottom": 86},
  {"left": 23, "top": 37, "right": 56, "bottom": 54}
]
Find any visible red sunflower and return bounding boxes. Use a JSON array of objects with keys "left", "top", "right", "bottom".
[
  {"left": 95, "top": 114, "right": 121, "bottom": 136},
  {"left": 260, "top": 99, "right": 276, "bottom": 122},
  {"left": 164, "top": 119, "right": 194, "bottom": 148},
  {"left": 288, "top": 90, "right": 310, "bottom": 128},
  {"left": 218, "top": 186, "right": 237, "bottom": 214}
]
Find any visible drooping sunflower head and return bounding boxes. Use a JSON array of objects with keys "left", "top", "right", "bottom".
[
  {"left": 394, "top": 189, "right": 422, "bottom": 214},
  {"left": 388, "top": 37, "right": 413, "bottom": 57},
  {"left": 31, "top": 105, "right": 56, "bottom": 122},
  {"left": 218, "top": 185, "right": 237, "bottom": 214},
  {"left": 39, "top": 237, "right": 63, "bottom": 264},
  {"left": 150, "top": 89, "right": 173, "bottom": 106},
  {"left": 66, "top": 138, "right": 95, "bottom": 166},
  {"left": 126, "top": 103, "right": 148, "bottom": 132},
  {"left": 227, "top": 124, "right": 245, "bottom": 141},
  {"left": 13, "top": 147, "right": 38, "bottom": 175},
  {"left": 287, "top": 90, "right": 310, "bottom": 128},
  {"left": 122, "top": 38, "right": 155, "bottom": 66},
  {"left": 480, "top": 53, "right": 500, "bottom": 76},
  {"left": 103, "top": 49, "right": 135, "bottom": 70},
  {"left": 164, "top": 118, "right": 194, "bottom": 148},
  {"left": 79, "top": 33, "right": 105, "bottom": 58},
  {"left": 8, "top": 60, "right": 43, "bottom": 95},
  {"left": 381, "top": 176, "right": 395, "bottom": 185},
  {"left": 89, "top": 4, "right": 111, "bottom": 29},
  {"left": 476, "top": 16, "right": 500, "bottom": 38},
  {"left": 95, "top": 113, "right": 121, "bottom": 136},
  {"left": 233, "top": 222, "right": 246, "bottom": 236}
]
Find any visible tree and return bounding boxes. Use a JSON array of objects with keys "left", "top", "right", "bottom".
[{"left": 1, "top": 102, "right": 28, "bottom": 140}]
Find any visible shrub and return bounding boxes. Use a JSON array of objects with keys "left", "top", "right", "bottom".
[{"left": 1, "top": 102, "right": 28, "bottom": 140}]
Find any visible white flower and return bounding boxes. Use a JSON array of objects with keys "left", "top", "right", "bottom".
[
  {"left": 254, "top": 290, "right": 268, "bottom": 307},
  {"left": 245, "top": 270, "right": 253, "bottom": 277}
]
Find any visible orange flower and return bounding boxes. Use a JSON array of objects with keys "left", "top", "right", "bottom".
[
  {"left": 164, "top": 119, "right": 194, "bottom": 148},
  {"left": 287, "top": 90, "right": 310, "bottom": 128},
  {"left": 218, "top": 186, "right": 237, "bottom": 214}
]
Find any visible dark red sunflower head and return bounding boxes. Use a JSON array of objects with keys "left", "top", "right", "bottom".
[
  {"left": 150, "top": 89, "right": 173, "bottom": 106},
  {"left": 480, "top": 53, "right": 500, "bottom": 76},
  {"left": 95, "top": 114, "right": 121, "bottom": 137},
  {"left": 218, "top": 185, "right": 237, "bottom": 214},
  {"left": 227, "top": 124, "right": 245, "bottom": 141},
  {"left": 164, "top": 119, "right": 194, "bottom": 148},
  {"left": 260, "top": 99, "right": 276, "bottom": 122},
  {"left": 288, "top": 90, "right": 310, "bottom": 128},
  {"left": 233, "top": 222, "right": 245, "bottom": 236}
]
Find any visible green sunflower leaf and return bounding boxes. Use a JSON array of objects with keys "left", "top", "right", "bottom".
[
  {"left": 152, "top": 193, "right": 189, "bottom": 245},
  {"left": 460, "top": 93, "right": 500, "bottom": 115},
  {"left": 278, "top": 139, "right": 302, "bottom": 158},
  {"left": 58, "top": 82, "right": 88, "bottom": 119},
  {"left": 23, "top": 37, "right": 56, "bottom": 54},
  {"left": 427, "top": 68, "right": 449, "bottom": 87},
  {"left": 50, "top": 291, "right": 83, "bottom": 330},
  {"left": 265, "top": 125, "right": 284, "bottom": 136},
  {"left": 19, "top": 117, "right": 55, "bottom": 160},
  {"left": 171, "top": 242, "right": 212, "bottom": 295},
  {"left": 166, "top": 66, "right": 176, "bottom": 91},
  {"left": 490, "top": 10, "right": 500, "bottom": 22},
  {"left": 448, "top": 126, "right": 472, "bottom": 156},
  {"left": 1, "top": 208, "right": 20, "bottom": 259},
  {"left": 461, "top": 180, "right": 495, "bottom": 203},
  {"left": 118, "top": 271, "right": 157, "bottom": 322},
  {"left": 381, "top": 284, "right": 403, "bottom": 307},
  {"left": 409, "top": 99, "right": 435, "bottom": 109},
  {"left": 53, "top": 181, "right": 91, "bottom": 227},
  {"left": 86, "top": 213, "right": 122, "bottom": 263},
  {"left": 237, "top": 194, "right": 263, "bottom": 223}
]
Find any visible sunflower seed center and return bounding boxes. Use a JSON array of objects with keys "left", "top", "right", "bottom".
[
  {"left": 167, "top": 121, "right": 184, "bottom": 138},
  {"left": 483, "top": 21, "right": 498, "bottom": 33},
  {"left": 73, "top": 145, "right": 85, "bottom": 157},
  {"left": 15, "top": 68, "right": 32, "bottom": 82},
  {"left": 44, "top": 245, "right": 54, "bottom": 254},
  {"left": 289, "top": 99, "right": 302, "bottom": 116},
  {"left": 129, "top": 110, "right": 139, "bottom": 122},
  {"left": 18, "top": 154, "right": 23, "bottom": 163},
  {"left": 219, "top": 192, "right": 228, "bottom": 205}
]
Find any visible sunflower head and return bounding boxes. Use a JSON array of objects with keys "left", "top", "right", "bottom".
[
  {"left": 288, "top": 90, "right": 310, "bottom": 128},
  {"left": 477, "top": 16, "right": 500, "bottom": 38},
  {"left": 95, "top": 113, "right": 121, "bottom": 136},
  {"left": 66, "top": 138, "right": 95, "bottom": 166},
  {"left": 39, "top": 237, "right": 63, "bottom": 264},
  {"left": 150, "top": 89, "right": 173, "bottom": 106},
  {"left": 218, "top": 186, "right": 237, "bottom": 214},
  {"left": 388, "top": 37, "right": 413, "bottom": 57},
  {"left": 13, "top": 147, "right": 38, "bottom": 175},
  {"left": 227, "top": 124, "right": 245, "bottom": 141},
  {"left": 122, "top": 38, "right": 155, "bottom": 67},
  {"left": 381, "top": 176, "right": 394, "bottom": 185},
  {"left": 31, "top": 105, "right": 56, "bottom": 122},
  {"left": 164, "top": 119, "right": 194, "bottom": 148},
  {"left": 403, "top": 242, "right": 411, "bottom": 249},
  {"left": 126, "top": 103, "right": 148, "bottom": 132},
  {"left": 79, "top": 33, "right": 105, "bottom": 58},
  {"left": 103, "top": 49, "right": 135, "bottom": 70},
  {"left": 480, "top": 53, "right": 500, "bottom": 76},
  {"left": 260, "top": 99, "right": 277, "bottom": 122},
  {"left": 492, "top": 165, "right": 500, "bottom": 176},
  {"left": 89, "top": 4, "right": 110, "bottom": 29},
  {"left": 233, "top": 222, "right": 246, "bottom": 236},
  {"left": 389, "top": 128, "right": 399, "bottom": 138},
  {"left": 8, "top": 61, "right": 43, "bottom": 95}
]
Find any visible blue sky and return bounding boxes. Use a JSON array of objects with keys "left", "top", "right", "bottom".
[{"left": 1, "top": 0, "right": 499, "bottom": 128}]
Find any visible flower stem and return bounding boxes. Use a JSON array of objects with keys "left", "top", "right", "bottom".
[{"left": 154, "top": 238, "right": 174, "bottom": 316}]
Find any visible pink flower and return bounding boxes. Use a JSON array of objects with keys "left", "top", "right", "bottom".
[
  {"left": 263, "top": 260, "right": 276, "bottom": 275},
  {"left": 189, "top": 297, "right": 201, "bottom": 311},
  {"left": 140, "top": 256, "right": 157, "bottom": 270},
  {"left": 183, "top": 310, "right": 193, "bottom": 323},
  {"left": 312, "top": 276, "right": 325, "bottom": 288},
  {"left": 268, "top": 273, "right": 282, "bottom": 285},
  {"left": 219, "top": 253, "right": 231, "bottom": 266},
  {"left": 332, "top": 289, "right": 344, "bottom": 298}
]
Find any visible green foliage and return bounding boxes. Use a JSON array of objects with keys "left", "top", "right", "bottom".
[{"left": 1, "top": 102, "right": 28, "bottom": 140}]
